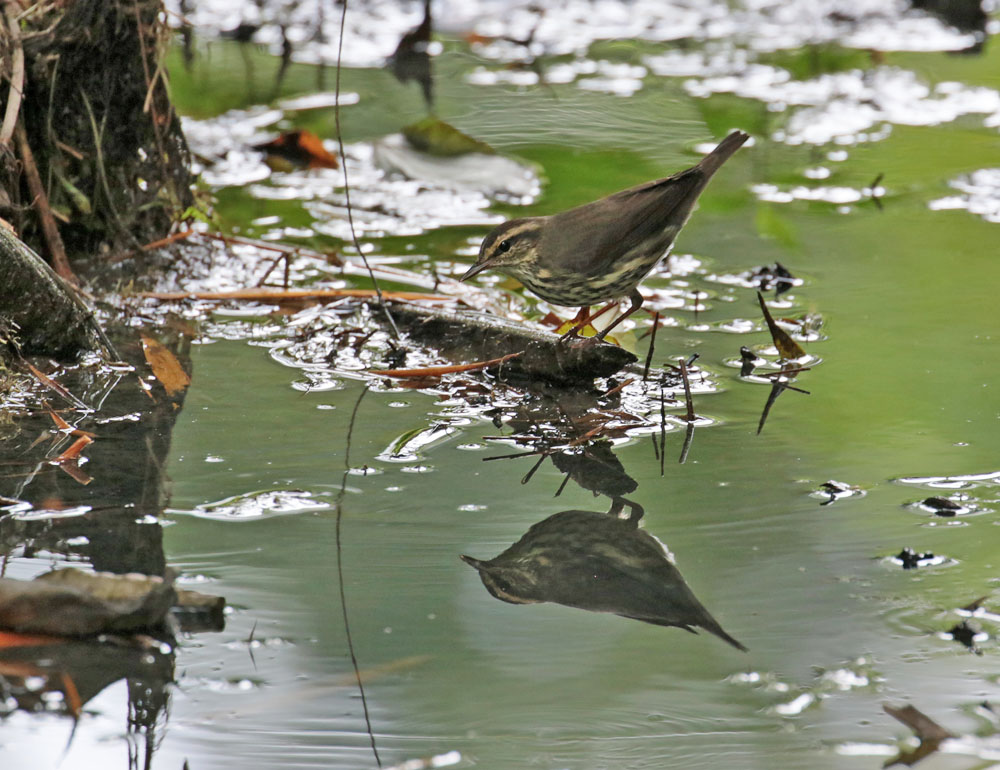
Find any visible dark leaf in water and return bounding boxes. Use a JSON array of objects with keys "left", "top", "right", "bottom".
[
  {"left": 750, "top": 262, "right": 798, "bottom": 296},
  {"left": 817, "top": 479, "right": 862, "bottom": 506},
  {"left": 884, "top": 702, "right": 955, "bottom": 741},
  {"left": 922, "top": 496, "right": 963, "bottom": 516},
  {"left": 894, "top": 547, "right": 937, "bottom": 569},
  {"left": 944, "top": 620, "right": 983, "bottom": 653},
  {"left": 772, "top": 261, "right": 796, "bottom": 297},
  {"left": 739, "top": 345, "right": 758, "bottom": 376}
]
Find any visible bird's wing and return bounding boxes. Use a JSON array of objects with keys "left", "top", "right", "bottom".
[{"left": 542, "top": 169, "right": 708, "bottom": 276}]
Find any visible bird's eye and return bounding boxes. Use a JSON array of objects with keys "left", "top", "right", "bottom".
[{"left": 497, "top": 239, "right": 511, "bottom": 254}]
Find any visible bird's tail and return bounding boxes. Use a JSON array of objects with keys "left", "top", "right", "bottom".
[{"left": 695, "top": 130, "right": 750, "bottom": 178}]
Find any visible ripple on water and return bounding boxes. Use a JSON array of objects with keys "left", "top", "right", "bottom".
[
  {"left": 170, "top": 489, "right": 331, "bottom": 521},
  {"left": 895, "top": 470, "right": 1000, "bottom": 490}
]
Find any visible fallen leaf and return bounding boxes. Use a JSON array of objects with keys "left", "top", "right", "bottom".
[
  {"left": 757, "top": 292, "right": 806, "bottom": 360},
  {"left": 140, "top": 335, "right": 191, "bottom": 397},
  {"left": 254, "top": 130, "right": 339, "bottom": 169},
  {"left": 51, "top": 435, "right": 92, "bottom": 463},
  {"left": 402, "top": 117, "right": 495, "bottom": 157}
]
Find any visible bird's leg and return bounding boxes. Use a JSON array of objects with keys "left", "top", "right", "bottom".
[
  {"left": 594, "top": 289, "right": 644, "bottom": 341},
  {"left": 559, "top": 302, "right": 617, "bottom": 342}
]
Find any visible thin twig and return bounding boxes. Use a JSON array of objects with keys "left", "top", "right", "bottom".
[
  {"left": 139, "top": 288, "right": 454, "bottom": 302},
  {"left": 642, "top": 311, "right": 660, "bottom": 381},
  {"left": 14, "top": 124, "right": 76, "bottom": 282},
  {"left": 679, "top": 357, "right": 695, "bottom": 422},
  {"left": 334, "top": 384, "right": 381, "bottom": 767},
  {"left": 678, "top": 421, "right": 694, "bottom": 465},
  {"left": 601, "top": 377, "right": 634, "bottom": 399},
  {"left": 520, "top": 453, "right": 547, "bottom": 485},
  {"left": 140, "top": 228, "right": 196, "bottom": 251},
  {"left": 658, "top": 379, "right": 667, "bottom": 477},
  {"left": 334, "top": 0, "right": 398, "bottom": 339},
  {"left": 482, "top": 448, "right": 549, "bottom": 462},
  {"left": 0, "top": 2, "right": 25, "bottom": 147}
]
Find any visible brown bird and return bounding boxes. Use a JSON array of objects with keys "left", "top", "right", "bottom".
[
  {"left": 461, "top": 502, "right": 746, "bottom": 651},
  {"left": 461, "top": 130, "right": 749, "bottom": 340}
]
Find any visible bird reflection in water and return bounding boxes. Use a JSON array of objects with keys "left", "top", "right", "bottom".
[{"left": 461, "top": 498, "right": 746, "bottom": 651}]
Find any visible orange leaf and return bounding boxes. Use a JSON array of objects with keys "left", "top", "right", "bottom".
[
  {"left": 256, "top": 130, "right": 339, "bottom": 169},
  {"left": 47, "top": 407, "right": 72, "bottom": 432},
  {"left": 45, "top": 406, "right": 96, "bottom": 439},
  {"left": 140, "top": 336, "right": 191, "bottom": 397},
  {"left": 52, "top": 435, "right": 92, "bottom": 462},
  {"left": 0, "top": 631, "right": 63, "bottom": 649}
]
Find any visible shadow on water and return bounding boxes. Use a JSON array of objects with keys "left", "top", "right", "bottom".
[{"left": 0, "top": 327, "right": 221, "bottom": 768}]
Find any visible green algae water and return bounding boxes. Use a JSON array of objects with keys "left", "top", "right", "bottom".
[{"left": 4, "top": 5, "right": 1000, "bottom": 768}]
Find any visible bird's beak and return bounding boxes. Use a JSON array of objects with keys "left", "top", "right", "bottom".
[
  {"left": 460, "top": 554, "right": 486, "bottom": 570},
  {"left": 459, "top": 259, "right": 491, "bottom": 282}
]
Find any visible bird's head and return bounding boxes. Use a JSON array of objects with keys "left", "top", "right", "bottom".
[
  {"left": 460, "top": 554, "right": 541, "bottom": 604},
  {"left": 460, "top": 218, "right": 544, "bottom": 282}
]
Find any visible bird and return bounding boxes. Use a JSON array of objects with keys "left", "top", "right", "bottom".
[
  {"left": 460, "top": 130, "right": 749, "bottom": 341},
  {"left": 460, "top": 501, "right": 746, "bottom": 651}
]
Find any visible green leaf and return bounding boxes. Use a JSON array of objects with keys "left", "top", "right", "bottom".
[{"left": 402, "top": 117, "right": 495, "bottom": 157}]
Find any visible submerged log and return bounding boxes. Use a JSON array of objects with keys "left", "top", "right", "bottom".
[
  {"left": 0, "top": 225, "right": 113, "bottom": 359},
  {"left": 387, "top": 302, "right": 637, "bottom": 384}
]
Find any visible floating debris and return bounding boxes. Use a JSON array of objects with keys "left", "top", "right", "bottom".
[
  {"left": 814, "top": 480, "right": 865, "bottom": 506},
  {"left": 891, "top": 547, "right": 948, "bottom": 570}
]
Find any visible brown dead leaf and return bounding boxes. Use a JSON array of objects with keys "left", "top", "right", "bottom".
[
  {"left": 140, "top": 335, "right": 191, "bottom": 397},
  {"left": 56, "top": 463, "right": 92, "bottom": 486},
  {"left": 45, "top": 405, "right": 96, "bottom": 439},
  {"left": 757, "top": 292, "right": 806, "bottom": 360},
  {"left": 51, "top": 435, "right": 92, "bottom": 463},
  {"left": 47, "top": 407, "right": 72, "bottom": 432}
]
